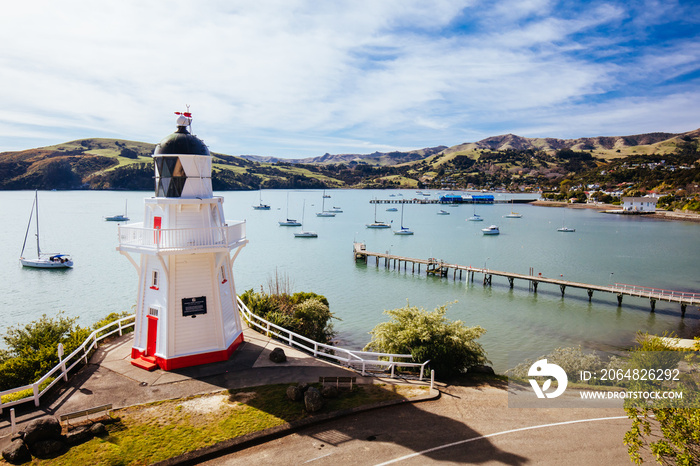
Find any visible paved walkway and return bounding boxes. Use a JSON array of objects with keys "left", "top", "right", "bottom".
[{"left": 0, "top": 326, "right": 381, "bottom": 448}]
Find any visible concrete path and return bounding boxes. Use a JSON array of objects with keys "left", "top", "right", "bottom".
[{"left": 0, "top": 326, "right": 374, "bottom": 448}]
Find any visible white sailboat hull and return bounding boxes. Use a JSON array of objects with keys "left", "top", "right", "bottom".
[{"left": 20, "top": 256, "right": 73, "bottom": 268}]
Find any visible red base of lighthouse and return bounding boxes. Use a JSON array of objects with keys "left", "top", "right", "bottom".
[{"left": 131, "top": 332, "right": 244, "bottom": 371}]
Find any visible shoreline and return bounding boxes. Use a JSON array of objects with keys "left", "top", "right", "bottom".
[{"left": 531, "top": 200, "right": 700, "bottom": 223}]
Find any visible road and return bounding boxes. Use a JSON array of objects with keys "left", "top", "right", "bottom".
[{"left": 200, "top": 381, "right": 649, "bottom": 465}]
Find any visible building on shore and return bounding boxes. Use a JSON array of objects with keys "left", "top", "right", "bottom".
[{"left": 622, "top": 196, "right": 658, "bottom": 212}]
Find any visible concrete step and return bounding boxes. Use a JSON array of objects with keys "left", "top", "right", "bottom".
[{"left": 131, "top": 356, "right": 158, "bottom": 371}]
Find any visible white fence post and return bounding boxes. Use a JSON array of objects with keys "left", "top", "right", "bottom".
[
  {"left": 58, "top": 343, "right": 68, "bottom": 382},
  {"left": 10, "top": 408, "right": 16, "bottom": 434},
  {"left": 32, "top": 383, "right": 39, "bottom": 407},
  {"left": 430, "top": 369, "right": 435, "bottom": 390}
]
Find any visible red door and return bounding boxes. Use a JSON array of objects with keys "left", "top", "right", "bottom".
[
  {"left": 154, "top": 216, "right": 162, "bottom": 244},
  {"left": 146, "top": 315, "right": 158, "bottom": 356}
]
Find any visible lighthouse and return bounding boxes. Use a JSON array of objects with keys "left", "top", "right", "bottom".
[{"left": 117, "top": 112, "right": 248, "bottom": 371}]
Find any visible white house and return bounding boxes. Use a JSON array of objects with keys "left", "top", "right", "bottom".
[{"left": 622, "top": 196, "right": 658, "bottom": 212}]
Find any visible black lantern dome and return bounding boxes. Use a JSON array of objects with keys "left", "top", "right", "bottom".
[{"left": 154, "top": 116, "right": 210, "bottom": 156}]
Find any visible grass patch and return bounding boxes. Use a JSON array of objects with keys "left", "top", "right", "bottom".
[
  {"left": 25, "top": 383, "right": 426, "bottom": 465},
  {"left": 0, "top": 378, "right": 54, "bottom": 404}
]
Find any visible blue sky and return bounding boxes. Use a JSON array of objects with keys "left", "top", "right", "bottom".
[{"left": 1, "top": 0, "right": 698, "bottom": 158}]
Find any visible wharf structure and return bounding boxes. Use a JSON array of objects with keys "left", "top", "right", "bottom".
[
  {"left": 353, "top": 243, "right": 698, "bottom": 316},
  {"left": 369, "top": 194, "right": 536, "bottom": 205},
  {"left": 117, "top": 113, "right": 248, "bottom": 371}
]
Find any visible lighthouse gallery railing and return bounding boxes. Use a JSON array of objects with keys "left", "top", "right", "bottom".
[{"left": 117, "top": 221, "right": 246, "bottom": 253}]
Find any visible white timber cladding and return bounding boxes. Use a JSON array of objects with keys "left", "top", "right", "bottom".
[
  {"left": 218, "top": 255, "right": 240, "bottom": 345},
  {"left": 172, "top": 254, "right": 222, "bottom": 356}
]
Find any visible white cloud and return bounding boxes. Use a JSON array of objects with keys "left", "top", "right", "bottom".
[{"left": 0, "top": 0, "right": 696, "bottom": 157}]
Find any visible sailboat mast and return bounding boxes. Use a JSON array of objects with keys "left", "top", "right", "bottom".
[
  {"left": 20, "top": 191, "right": 37, "bottom": 258},
  {"left": 35, "top": 190, "right": 41, "bottom": 257}
]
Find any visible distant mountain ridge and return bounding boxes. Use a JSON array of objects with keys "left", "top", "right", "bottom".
[{"left": 240, "top": 131, "right": 688, "bottom": 165}]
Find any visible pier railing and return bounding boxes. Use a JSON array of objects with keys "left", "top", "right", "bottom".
[
  {"left": 612, "top": 283, "right": 700, "bottom": 305},
  {"left": 0, "top": 315, "right": 135, "bottom": 414},
  {"left": 117, "top": 221, "right": 246, "bottom": 254},
  {"left": 237, "top": 297, "right": 430, "bottom": 380}
]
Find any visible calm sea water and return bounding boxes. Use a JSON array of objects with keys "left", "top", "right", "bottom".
[{"left": 2, "top": 189, "right": 699, "bottom": 371}]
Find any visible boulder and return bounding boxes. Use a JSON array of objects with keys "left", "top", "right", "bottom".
[
  {"left": 29, "top": 439, "right": 66, "bottom": 459},
  {"left": 469, "top": 365, "right": 495, "bottom": 375},
  {"left": 297, "top": 382, "right": 309, "bottom": 393},
  {"left": 22, "top": 417, "right": 62, "bottom": 446},
  {"left": 65, "top": 426, "right": 92, "bottom": 446},
  {"left": 304, "top": 387, "right": 324, "bottom": 413},
  {"left": 2, "top": 439, "right": 31, "bottom": 465},
  {"left": 321, "top": 385, "right": 339, "bottom": 399},
  {"left": 286, "top": 385, "right": 303, "bottom": 402},
  {"left": 89, "top": 422, "right": 107, "bottom": 437},
  {"left": 269, "top": 347, "right": 287, "bottom": 363}
]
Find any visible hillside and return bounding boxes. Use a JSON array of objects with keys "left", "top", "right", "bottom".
[{"left": 0, "top": 129, "right": 697, "bottom": 193}]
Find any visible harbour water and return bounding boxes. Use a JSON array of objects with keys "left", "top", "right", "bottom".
[{"left": 2, "top": 189, "right": 699, "bottom": 372}]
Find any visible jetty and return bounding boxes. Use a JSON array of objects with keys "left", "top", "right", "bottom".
[{"left": 353, "top": 243, "right": 698, "bottom": 316}]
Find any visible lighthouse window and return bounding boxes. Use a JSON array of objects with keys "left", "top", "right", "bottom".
[
  {"left": 148, "top": 307, "right": 159, "bottom": 317},
  {"left": 151, "top": 270, "right": 159, "bottom": 289},
  {"left": 220, "top": 266, "right": 227, "bottom": 284}
]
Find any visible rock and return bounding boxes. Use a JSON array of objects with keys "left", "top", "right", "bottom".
[
  {"left": 286, "top": 385, "right": 303, "bottom": 402},
  {"left": 29, "top": 439, "right": 66, "bottom": 459},
  {"left": 10, "top": 432, "right": 24, "bottom": 442},
  {"left": 304, "top": 387, "right": 324, "bottom": 413},
  {"left": 321, "top": 385, "right": 339, "bottom": 399},
  {"left": 469, "top": 364, "right": 495, "bottom": 375},
  {"left": 89, "top": 422, "right": 107, "bottom": 437},
  {"left": 2, "top": 439, "right": 31, "bottom": 465},
  {"left": 269, "top": 347, "right": 287, "bottom": 363},
  {"left": 22, "top": 417, "right": 62, "bottom": 446},
  {"left": 65, "top": 426, "right": 92, "bottom": 446},
  {"left": 297, "top": 382, "right": 309, "bottom": 393}
]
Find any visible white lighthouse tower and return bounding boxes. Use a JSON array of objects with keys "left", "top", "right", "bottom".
[{"left": 118, "top": 112, "right": 248, "bottom": 371}]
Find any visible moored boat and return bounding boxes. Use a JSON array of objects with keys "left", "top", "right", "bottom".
[{"left": 482, "top": 225, "right": 500, "bottom": 235}]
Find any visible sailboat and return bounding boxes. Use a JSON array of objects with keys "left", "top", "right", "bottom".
[
  {"left": 279, "top": 193, "right": 301, "bottom": 226},
  {"left": 316, "top": 190, "right": 336, "bottom": 217},
  {"left": 252, "top": 190, "right": 270, "bottom": 210},
  {"left": 20, "top": 190, "right": 73, "bottom": 268},
  {"left": 468, "top": 205, "right": 483, "bottom": 221},
  {"left": 504, "top": 199, "right": 522, "bottom": 218},
  {"left": 104, "top": 200, "right": 129, "bottom": 221},
  {"left": 393, "top": 204, "right": 414, "bottom": 235},
  {"left": 366, "top": 199, "right": 391, "bottom": 228},
  {"left": 294, "top": 201, "right": 318, "bottom": 237}
]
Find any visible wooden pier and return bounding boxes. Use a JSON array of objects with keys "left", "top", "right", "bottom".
[
  {"left": 353, "top": 243, "right": 698, "bottom": 316},
  {"left": 368, "top": 198, "right": 536, "bottom": 205}
]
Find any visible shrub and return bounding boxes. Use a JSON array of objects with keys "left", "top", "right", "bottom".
[
  {"left": 0, "top": 312, "right": 90, "bottom": 391},
  {"left": 364, "top": 302, "right": 488, "bottom": 378},
  {"left": 240, "top": 289, "right": 336, "bottom": 344}
]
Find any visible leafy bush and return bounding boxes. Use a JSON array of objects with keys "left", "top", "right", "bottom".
[
  {"left": 624, "top": 334, "right": 700, "bottom": 465},
  {"left": 240, "top": 289, "right": 336, "bottom": 344},
  {"left": 0, "top": 312, "right": 90, "bottom": 390},
  {"left": 363, "top": 302, "right": 489, "bottom": 378}
]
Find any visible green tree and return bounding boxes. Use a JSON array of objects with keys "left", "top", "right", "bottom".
[
  {"left": 0, "top": 312, "right": 90, "bottom": 390},
  {"left": 364, "top": 302, "right": 489, "bottom": 377},
  {"left": 623, "top": 335, "right": 700, "bottom": 465}
]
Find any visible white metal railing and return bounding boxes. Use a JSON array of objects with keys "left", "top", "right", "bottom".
[
  {"left": 237, "top": 296, "right": 430, "bottom": 380},
  {"left": 1, "top": 297, "right": 430, "bottom": 414},
  {"left": 117, "top": 221, "right": 246, "bottom": 253},
  {"left": 612, "top": 283, "right": 700, "bottom": 305},
  {"left": 0, "top": 315, "right": 135, "bottom": 414}
]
